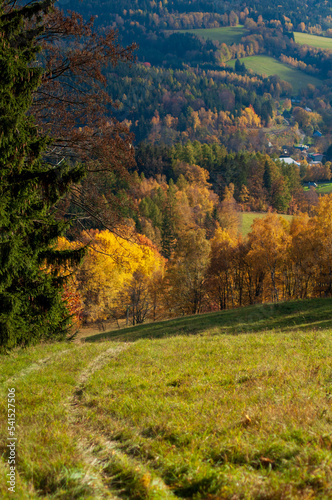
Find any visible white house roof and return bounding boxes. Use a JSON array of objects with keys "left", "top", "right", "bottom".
[{"left": 279, "top": 156, "right": 300, "bottom": 166}]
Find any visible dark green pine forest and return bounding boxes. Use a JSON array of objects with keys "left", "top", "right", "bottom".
[{"left": 0, "top": 1, "right": 86, "bottom": 350}]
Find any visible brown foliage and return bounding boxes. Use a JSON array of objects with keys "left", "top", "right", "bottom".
[{"left": 31, "top": 8, "right": 137, "bottom": 232}]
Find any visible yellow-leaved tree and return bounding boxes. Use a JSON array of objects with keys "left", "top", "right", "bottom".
[
  {"left": 58, "top": 230, "right": 164, "bottom": 325},
  {"left": 310, "top": 194, "right": 332, "bottom": 296}
]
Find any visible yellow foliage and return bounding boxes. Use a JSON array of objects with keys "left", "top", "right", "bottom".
[
  {"left": 59, "top": 230, "right": 164, "bottom": 323},
  {"left": 248, "top": 213, "right": 290, "bottom": 301},
  {"left": 211, "top": 227, "right": 236, "bottom": 248},
  {"left": 237, "top": 105, "right": 261, "bottom": 128}
]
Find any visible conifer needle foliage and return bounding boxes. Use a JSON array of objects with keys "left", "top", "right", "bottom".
[{"left": 0, "top": 1, "right": 85, "bottom": 352}]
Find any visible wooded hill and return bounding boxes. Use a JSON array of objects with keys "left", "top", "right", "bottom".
[
  {"left": 60, "top": 0, "right": 332, "bottom": 31},
  {"left": 55, "top": 0, "right": 332, "bottom": 156}
]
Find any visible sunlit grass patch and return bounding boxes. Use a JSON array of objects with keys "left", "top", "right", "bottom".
[
  {"left": 295, "top": 32, "right": 332, "bottom": 51},
  {"left": 81, "top": 329, "right": 332, "bottom": 498},
  {"left": 228, "top": 55, "right": 323, "bottom": 93},
  {"left": 0, "top": 342, "right": 117, "bottom": 499},
  {"left": 2, "top": 298, "right": 332, "bottom": 498},
  {"left": 303, "top": 182, "right": 332, "bottom": 194}
]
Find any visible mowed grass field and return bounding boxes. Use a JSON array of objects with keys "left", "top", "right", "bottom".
[
  {"left": 304, "top": 182, "right": 332, "bottom": 194},
  {"left": 295, "top": 32, "right": 332, "bottom": 50},
  {"left": 177, "top": 25, "right": 247, "bottom": 44},
  {"left": 228, "top": 55, "right": 322, "bottom": 93},
  {"left": 2, "top": 298, "right": 332, "bottom": 498},
  {"left": 240, "top": 211, "right": 293, "bottom": 237}
]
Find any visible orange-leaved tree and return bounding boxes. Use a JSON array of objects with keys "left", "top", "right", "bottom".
[
  {"left": 207, "top": 228, "right": 238, "bottom": 310},
  {"left": 247, "top": 213, "right": 290, "bottom": 302},
  {"left": 165, "top": 228, "right": 211, "bottom": 315}
]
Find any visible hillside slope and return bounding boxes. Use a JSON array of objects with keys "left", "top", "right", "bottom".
[{"left": 1, "top": 298, "right": 332, "bottom": 499}]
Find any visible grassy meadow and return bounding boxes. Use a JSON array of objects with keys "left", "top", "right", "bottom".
[
  {"left": 228, "top": 56, "right": 322, "bottom": 93},
  {"left": 239, "top": 212, "right": 293, "bottom": 237},
  {"left": 294, "top": 32, "right": 332, "bottom": 50},
  {"left": 177, "top": 25, "right": 247, "bottom": 45},
  {"left": 303, "top": 182, "right": 332, "bottom": 194},
  {"left": 2, "top": 298, "right": 332, "bottom": 498}
]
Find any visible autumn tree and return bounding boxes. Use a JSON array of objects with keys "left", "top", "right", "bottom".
[
  {"left": 33, "top": 5, "right": 137, "bottom": 235},
  {"left": 166, "top": 229, "right": 211, "bottom": 315},
  {"left": 63, "top": 230, "right": 164, "bottom": 325},
  {"left": 218, "top": 183, "right": 239, "bottom": 237},
  {"left": 207, "top": 229, "right": 237, "bottom": 310},
  {"left": 247, "top": 213, "right": 290, "bottom": 302},
  {"left": 286, "top": 213, "right": 317, "bottom": 299},
  {"left": 311, "top": 195, "right": 332, "bottom": 296}
]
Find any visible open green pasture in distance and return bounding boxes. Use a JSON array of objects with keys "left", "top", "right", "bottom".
[
  {"left": 2, "top": 298, "right": 332, "bottom": 499},
  {"left": 303, "top": 181, "right": 332, "bottom": 194},
  {"left": 295, "top": 31, "right": 332, "bottom": 50},
  {"left": 177, "top": 25, "right": 247, "bottom": 44},
  {"left": 228, "top": 55, "right": 323, "bottom": 94},
  {"left": 239, "top": 211, "right": 293, "bottom": 237}
]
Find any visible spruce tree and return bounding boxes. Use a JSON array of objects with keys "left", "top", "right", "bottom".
[
  {"left": 161, "top": 183, "right": 177, "bottom": 259},
  {"left": 0, "top": 1, "right": 85, "bottom": 351},
  {"left": 161, "top": 206, "right": 176, "bottom": 259},
  {"left": 263, "top": 161, "right": 272, "bottom": 192}
]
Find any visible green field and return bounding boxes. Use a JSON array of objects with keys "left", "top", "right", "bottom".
[
  {"left": 228, "top": 55, "right": 322, "bottom": 93},
  {"left": 304, "top": 182, "right": 332, "bottom": 194},
  {"left": 240, "top": 211, "right": 293, "bottom": 237},
  {"left": 2, "top": 298, "right": 332, "bottom": 498},
  {"left": 177, "top": 25, "right": 247, "bottom": 45},
  {"left": 295, "top": 32, "right": 332, "bottom": 50}
]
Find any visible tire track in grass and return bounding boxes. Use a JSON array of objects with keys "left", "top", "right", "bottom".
[
  {"left": 3, "top": 345, "right": 85, "bottom": 386},
  {"left": 0, "top": 343, "right": 103, "bottom": 499},
  {"left": 70, "top": 343, "right": 178, "bottom": 499}
]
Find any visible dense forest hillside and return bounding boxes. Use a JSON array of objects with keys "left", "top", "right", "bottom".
[
  {"left": 54, "top": 0, "right": 332, "bottom": 159},
  {"left": 59, "top": 0, "right": 332, "bottom": 31}
]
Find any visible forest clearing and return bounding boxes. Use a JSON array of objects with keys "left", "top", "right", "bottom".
[
  {"left": 239, "top": 212, "right": 293, "bottom": 237},
  {"left": 303, "top": 182, "right": 332, "bottom": 194},
  {"left": 177, "top": 25, "right": 247, "bottom": 44},
  {"left": 227, "top": 56, "right": 323, "bottom": 93},
  {"left": 294, "top": 32, "right": 332, "bottom": 50}
]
